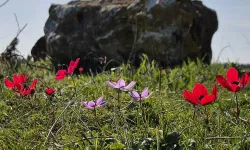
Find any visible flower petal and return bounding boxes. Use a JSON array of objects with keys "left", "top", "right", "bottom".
[
  {"left": 211, "top": 85, "right": 218, "bottom": 97},
  {"left": 29, "top": 78, "right": 38, "bottom": 89},
  {"left": 19, "top": 73, "right": 27, "bottom": 84},
  {"left": 96, "top": 98, "right": 107, "bottom": 107},
  {"left": 74, "top": 58, "right": 80, "bottom": 68},
  {"left": 123, "top": 81, "right": 136, "bottom": 91},
  {"left": 226, "top": 67, "right": 239, "bottom": 83},
  {"left": 200, "top": 94, "right": 216, "bottom": 106},
  {"left": 13, "top": 74, "right": 20, "bottom": 84},
  {"left": 141, "top": 87, "right": 149, "bottom": 98},
  {"left": 216, "top": 75, "right": 232, "bottom": 91},
  {"left": 117, "top": 79, "right": 126, "bottom": 88},
  {"left": 55, "top": 70, "right": 67, "bottom": 80},
  {"left": 106, "top": 81, "right": 118, "bottom": 89},
  {"left": 55, "top": 75, "right": 65, "bottom": 80},
  {"left": 22, "top": 90, "right": 28, "bottom": 97},
  {"left": 19, "top": 73, "right": 24, "bottom": 82},
  {"left": 69, "top": 60, "right": 74, "bottom": 67},
  {"left": 98, "top": 101, "right": 107, "bottom": 107},
  {"left": 45, "top": 88, "right": 55, "bottom": 95},
  {"left": 67, "top": 66, "right": 75, "bottom": 74},
  {"left": 82, "top": 101, "right": 95, "bottom": 109},
  {"left": 248, "top": 72, "right": 250, "bottom": 81},
  {"left": 24, "top": 74, "right": 29, "bottom": 83},
  {"left": 88, "top": 101, "right": 96, "bottom": 107},
  {"left": 15, "top": 84, "right": 24, "bottom": 93},
  {"left": 129, "top": 91, "right": 140, "bottom": 101},
  {"left": 239, "top": 72, "right": 249, "bottom": 88},
  {"left": 82, "top": 102, "right": 88, "bottom": 107},
  {"left": 183, "top": 90, "right": 198, "bottom": 105},
  {"left": 83, "top": 101, "right": 95, "bottom": 109},
  {"left": 4, "top": 78, "right": 14, "bottom": 88},
  {"left": 56, "top": 70, "right": 67, "bottom": 76},
  {"left": 96, "top": 97, "right": 103, "bottom": 106},
  {"left": 22, "top": 88, "right": 30, "bottom": 97},
  {"left": 192, "top": 83, "right": 208, "bottom": 98},
  {"left": 231, "top": 84, "right": 241, "bottom": 93}
]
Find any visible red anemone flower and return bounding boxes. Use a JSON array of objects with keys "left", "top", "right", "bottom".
[
  {"left": 45, "top": 87, "right": 55, "bottom": 96},
  {"left": 216, "top": 67, "right": 249, "bottom": 93},
  {"left": 183, "top": 83, "right": 217, "bottom": 106},
  {"left": 55, "top": 58, "right": 80, "bottom": 80},
  {"left": 68, "top": 58, "right": 80, "bottom": 74},
  {"left": 20, "top": 78, "right": 38, "bottom": 97},
  {"left": 4, "top": 74, "right": 37, "bottom": 97},
  {"left": 55, "top": 70, "right": 67, "bottom": 80},
  {"left": 79, "top": 67, "right": 84, "bottom": 72},
  {"left": 4, "top": 73, "right": 28, "bottom": 89}
]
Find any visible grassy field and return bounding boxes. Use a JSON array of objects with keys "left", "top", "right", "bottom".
[{"left": 1, "top": 56, "right": 250, "bottom": 149}]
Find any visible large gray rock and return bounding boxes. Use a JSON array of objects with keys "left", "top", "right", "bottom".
[{"left": 32, "top": 0, "right": 218, "bottom": 71}]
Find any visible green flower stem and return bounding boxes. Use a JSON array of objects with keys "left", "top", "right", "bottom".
[
  {"left": 235, "top": 92, "right": 240, "bottom": 119},
  {"left": 117, "top": 90, "right": 120, "bottom": 111}
]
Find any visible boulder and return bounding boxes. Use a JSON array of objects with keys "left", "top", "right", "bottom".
[
  {"left": 31, "top": 36, "right": 47, "bottom": 61},
  {"left": 31, "top": 0, "right": 218, "bottom": 71}
]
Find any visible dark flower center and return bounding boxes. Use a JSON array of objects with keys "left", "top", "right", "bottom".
[
  {"left": 119, "top": 86, "right": 125, "bottom": 90},
  {"left": 23, "top": 83, "right": 28, "bottom": 88},
  {"left": 231, "top": 81, "right": 239, "bottom": 85},
  {"left": 199, "top": 95, "right": 204, "bottom": 100}
]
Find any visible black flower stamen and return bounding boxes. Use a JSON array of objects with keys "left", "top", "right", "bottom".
[
  {"left": 199, "top": 95, "right": 204, "bottom": 100},
  {"left": 231, "top": 81, "right": 239, "bottom": 85}
]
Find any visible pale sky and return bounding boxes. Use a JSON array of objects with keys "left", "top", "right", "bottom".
[{"left": 0, "top": 0, "right": 250, "bottom": 63}]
